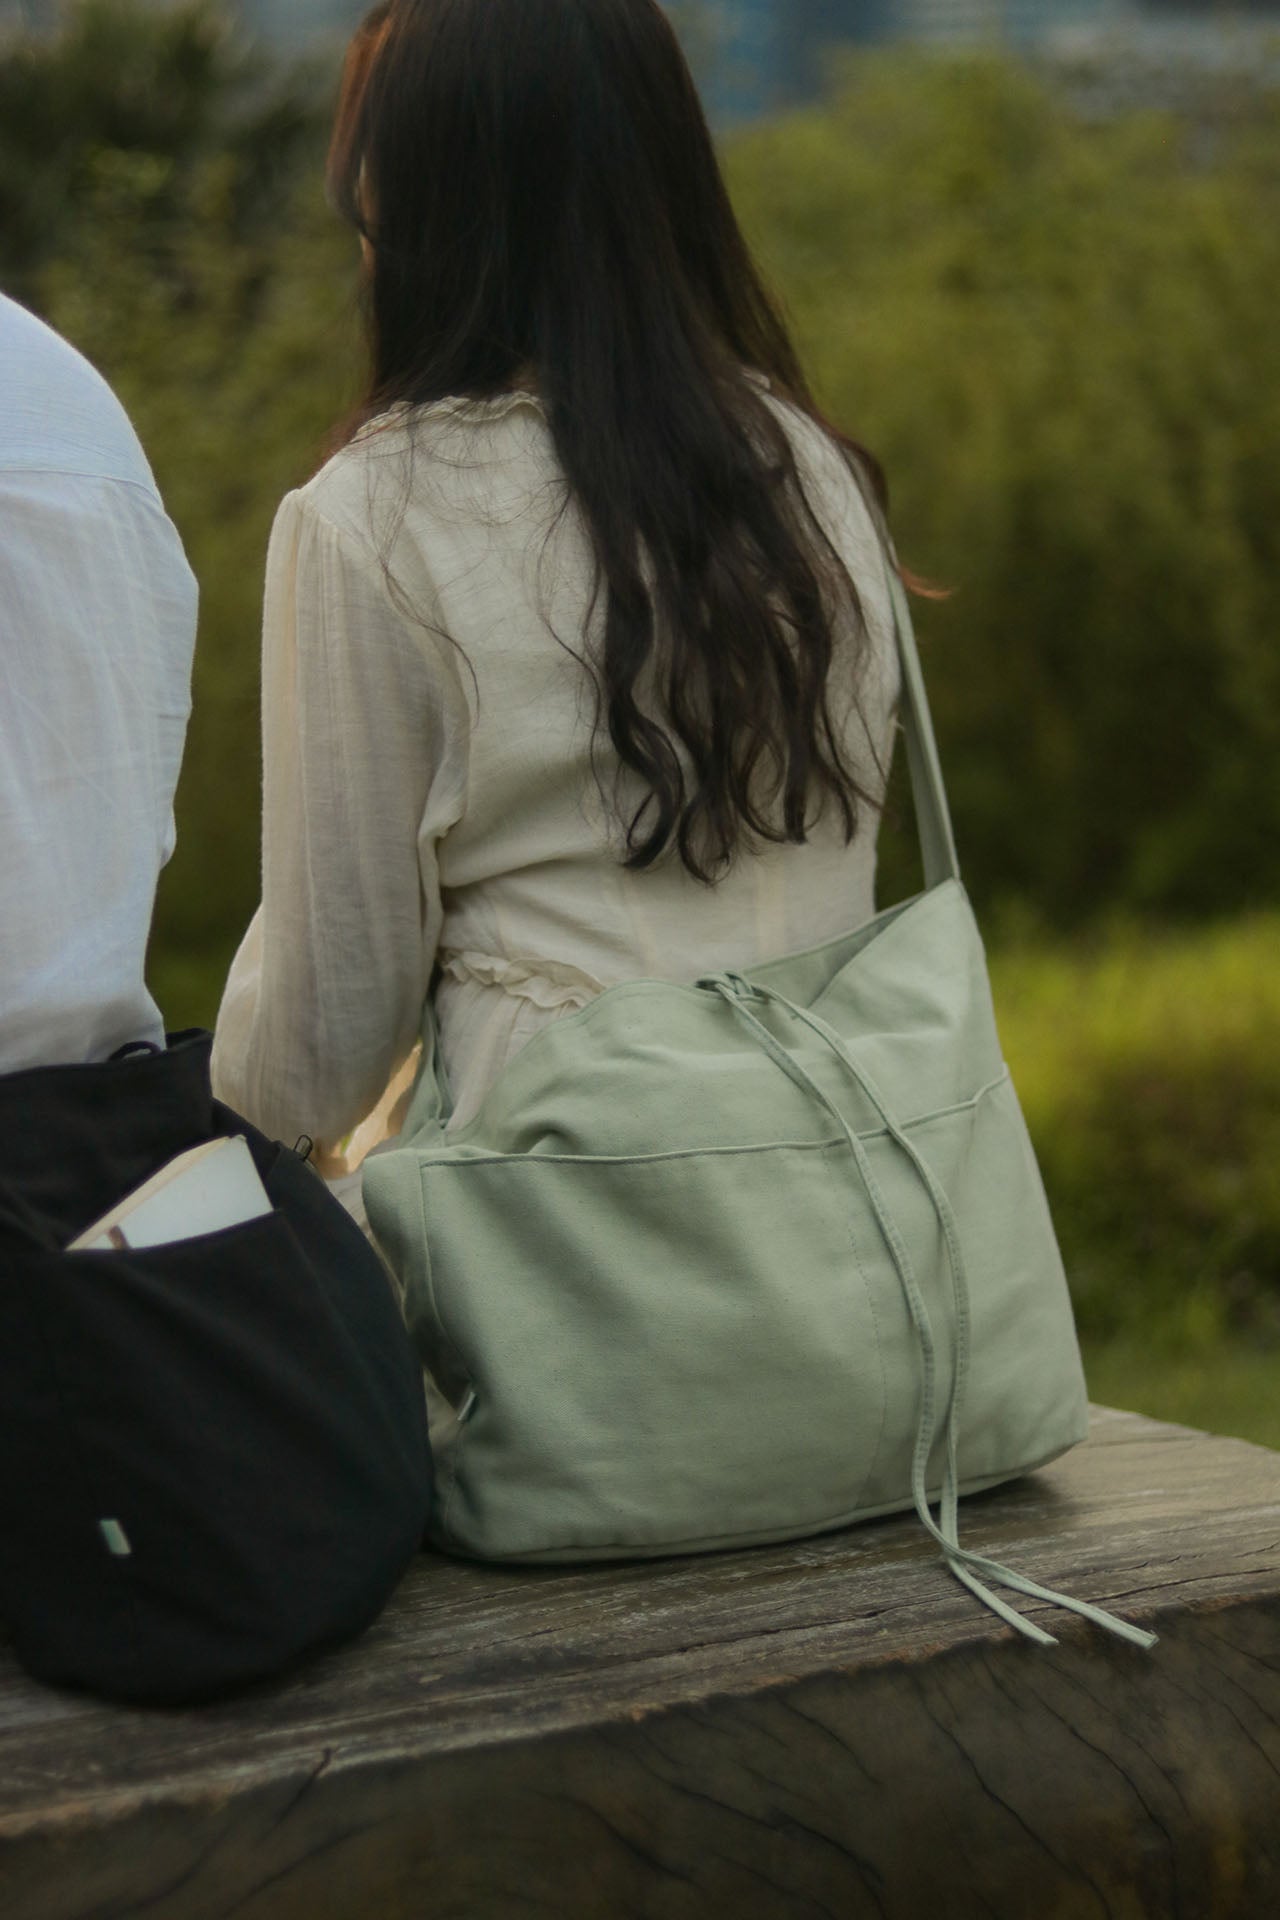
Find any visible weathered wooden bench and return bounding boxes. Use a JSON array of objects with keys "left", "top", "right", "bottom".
[{"left": 2, "top": 1405, "right": 1278, "bottom": 1919}]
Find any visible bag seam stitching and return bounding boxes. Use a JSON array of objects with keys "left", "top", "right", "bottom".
[
  {"left": 415, "top": 1069, "right": 1012, "bottom": 1173},
  {"left": 431, "top": 881, "right": 967, "bottom": 1145},
  {"left": 416, "top": 1162, "right": 469, "bottom": 1545},
  {"left": 845, "top": 1198, "right": 890, "bottom": 1510}
]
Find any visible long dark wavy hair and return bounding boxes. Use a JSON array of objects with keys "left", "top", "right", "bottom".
[{"left": 328, "top": 0, "right": 897, "bottom": 884}]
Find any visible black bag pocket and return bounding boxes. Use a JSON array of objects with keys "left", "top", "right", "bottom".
[{"left": 0, "top": 1042, "right": 431, "bottom": 1705}]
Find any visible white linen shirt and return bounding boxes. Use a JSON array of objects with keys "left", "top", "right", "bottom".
[
  {"left": 212, "top": 387, "right": 900, "bottom": 1154},
  {"left": 0, "top": 294, "right": 196, "bottom": 1073}
]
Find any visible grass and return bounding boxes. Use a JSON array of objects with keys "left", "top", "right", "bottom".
[
  {"left": 989, "top": 912, "right": 1280, "bottom": 1344},
  {"left": 1081, "top": 1332, "right": 1280, "bottom": 1453},
  {"left": 990, "top": 913, "right": 1280, "bottom": 1452}
]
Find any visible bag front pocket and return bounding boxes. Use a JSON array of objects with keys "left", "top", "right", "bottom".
[
  {"left": 414, "top": 1138, "right": 888, "bottom": 1559},
  {"left": 2, "top": 1203, "right": 426, "bottom": 1701}
]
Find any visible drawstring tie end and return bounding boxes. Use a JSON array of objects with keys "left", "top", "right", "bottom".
[{"left": 707, "top": 973, "right": 1157, "bottom": 1655}]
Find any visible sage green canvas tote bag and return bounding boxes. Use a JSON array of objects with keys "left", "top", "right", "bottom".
[{"left": 364, "top": 493, "right": 1154, "bottom": 1651}]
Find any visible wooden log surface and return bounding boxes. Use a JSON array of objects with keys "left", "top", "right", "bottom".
[{"left": 1, "top": 1405, "right": 1279, "bottom": 1919}]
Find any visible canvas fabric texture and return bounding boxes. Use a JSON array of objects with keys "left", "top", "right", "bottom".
[{"left": 363, "top": 489, "right": 1154, "bottom": 1651}]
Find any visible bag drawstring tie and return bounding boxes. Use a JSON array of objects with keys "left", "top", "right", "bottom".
[{"left": 705, "top": 971, "right": 1156, "bottom": 1653}]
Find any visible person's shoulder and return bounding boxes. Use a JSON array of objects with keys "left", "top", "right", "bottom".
[
  {"left": 0, "top": 294, "right": 108, "bottom": 401},
  {"left": 288, "top": 408, "right": 416, "bottom": 542},
  {"left": 751, "top": 376, "right": 850, "bottom": 477},
  {"left": 292, "top": 391, "right": 550, "bottom": 549},
  {"left": 752, "top": 380, "right": 880, "bottom": 545},
  {"left": 0, "top": 294, "right": 157, "bottom": 495}
]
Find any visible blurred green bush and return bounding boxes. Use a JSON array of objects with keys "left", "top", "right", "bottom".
[
  {"left": 992, "top": 914, "right": 1280, "bottom": 1345},
  {"left": 1079, "top": 1333, "right": 1280, "bottom": 1450},
  {"left": 1, "top": 0, "right": 356, "bottom": 995},
  {"left": 725, "top": 53, "right": 1280, "bottom": 924}
]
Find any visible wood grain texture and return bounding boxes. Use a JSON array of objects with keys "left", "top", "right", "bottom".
[{"left": 1, "top": 1406, "right": 1278, "bottom": 1919}]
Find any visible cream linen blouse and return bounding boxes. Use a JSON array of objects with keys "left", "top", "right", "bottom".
[{"left": 211, "top": 384, "right": 900, "bottom": 1165}]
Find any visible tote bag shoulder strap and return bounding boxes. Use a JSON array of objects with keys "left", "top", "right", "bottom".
[{"left": 845, "top": 454, "right": 961, "bottom": 892}]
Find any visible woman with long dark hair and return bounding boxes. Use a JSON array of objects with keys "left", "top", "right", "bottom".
[{"left": 213, "top": 0, "right": 901, "bottom": 1179}]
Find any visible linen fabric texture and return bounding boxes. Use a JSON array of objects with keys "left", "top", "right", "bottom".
[
  {"left": 363, "top": 509, "right": 1098, "bottom": 1632},
  {"left": 0, "top": 293, "right": 196, "bottom": 1075},
  {"left": 0, "top": 1033, "right": 432, "bottom": 1705},
  {"left": 211, "top": 384, "right": 899, "bottom": 1152}
]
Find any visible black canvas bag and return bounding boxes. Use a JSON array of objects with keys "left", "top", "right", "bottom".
[{"left": 0, "top": 1030, "right": 432, "bottom": 1704}]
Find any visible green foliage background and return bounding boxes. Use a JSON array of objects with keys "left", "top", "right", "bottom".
[
  {"left": 2, "top": 4, "right": 1278, "bottom": 1431},
  {"left": 725, "top": 54, "right": 1280, "bottom": 923},
  {"left": 1, "top": 0, "right": 356, "bottom": 990}
]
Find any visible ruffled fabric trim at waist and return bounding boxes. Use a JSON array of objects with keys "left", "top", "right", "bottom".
[{"left": 438, "top": 948, "right": 608, "bottom": 1014}]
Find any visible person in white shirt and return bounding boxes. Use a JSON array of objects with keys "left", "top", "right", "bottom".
[
  {"left": 212, "top": 0, "right": 901, "bottom": 1174},
  {"left": 0, "top": 294, "right": 196, "bottom": 1073}
]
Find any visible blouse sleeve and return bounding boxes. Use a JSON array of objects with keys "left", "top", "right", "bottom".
[{"left": 212, "top": 487, "right": 469, "bottom": 1150}]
